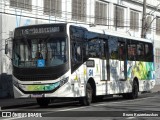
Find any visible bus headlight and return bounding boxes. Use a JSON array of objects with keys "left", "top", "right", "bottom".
[{"left": 60, "top": 77, "right": 68, "bottom": 87}]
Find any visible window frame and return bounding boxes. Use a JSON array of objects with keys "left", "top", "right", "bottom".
[
  {"left": 72, "top": 0, "right": 86, "bottom": 22},
  {"left": 95, "top": 1, "right": 108, "bottom": 25},
  {"left": 114, "top": 5, "right": 125, "bottom": 28},
  {"left": 43, "top": 0, "right": 62, "bottom": 17},
  {"left": 10, "top": 0, "right": 32, "bottom": 11},
  {"left": 130, "top": 10, "right": 140, "bottom": 31}
]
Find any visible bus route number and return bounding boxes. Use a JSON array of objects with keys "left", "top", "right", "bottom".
[{"left": 89, "top": 69, "right": 93, "bottom": 76}]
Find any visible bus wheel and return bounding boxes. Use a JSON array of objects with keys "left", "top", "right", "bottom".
[
  {"left": 93, "top": 96, "right": 104, "bottom": 102},
  {"left": 130, "top": 81, "right": 138, "bottom": 99},
  {"left": 79, "top": 83, "right": 92, "bottom": 106},
  {"left": 36, "top": 98, "right": 50, "bottom": 107},
  {"left": 122, "top": 94, "right": 130, "bottom": 99}
]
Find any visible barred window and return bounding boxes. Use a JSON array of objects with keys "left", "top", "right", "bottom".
[
  {"left": 10, "top": 0, "right": 32, "bottom": 10},
  {"left": 114, "top": 6, "right": 124, "bottom": 28},
  {"left": 95, "top": 1, "right": 108, "bottom": 25},
  {"left": 44, "top": 0, "right": 62, "bottom": 17},
  {"left": 130, "top": 10, "right": 139, "bottom": 31},
  {"left": 155, "top": 48, "right": 160, "bottom": 63},
  {"left": 146, "top": 15, "right": 152, "bottom": 34},
  {"left": 72, "top": 0, "right": 86, "bottom": 22},
  {"left": 156, "top": 18, "right": 160, "bottom": 35}
]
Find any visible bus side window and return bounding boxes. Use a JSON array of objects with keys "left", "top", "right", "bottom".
[
  {"left": 118, "top": 42, "right": 125, "bottom": 61},
  {"left": 145, "top": 43, "right": 153, "bottom": 62},
  {"left": 71, "top": 42, "right": 82, "bottom": 63},
  {"left": 127, "top": 41, "right": 136, "bottom": 61},
  {"left": 100, "top": 39, "right": 105, "bottom": 59},
  {"left": 108, "top": 37, "right": 118, "bottom": 59},
  {"left": 137, "top": 43, "right": 145, "bottom": 61},
  {"left": 88, "top": 39, "right": 101, "bottom": 58}
]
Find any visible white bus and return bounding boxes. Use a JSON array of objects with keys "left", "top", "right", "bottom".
[{"left": 5, "top": 23, "right": 155, "bottom": 107}]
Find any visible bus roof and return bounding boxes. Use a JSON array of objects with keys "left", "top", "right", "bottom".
[
  {"left": 15, "top": 23, "right": 67, "bottom": 30},
  {"left": 67, "top": 23, "right": 153, "bottom": 43}
]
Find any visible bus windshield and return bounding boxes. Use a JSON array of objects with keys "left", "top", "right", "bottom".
[{"left": 13, "top": 37, "right": 68, "bottom": 68}]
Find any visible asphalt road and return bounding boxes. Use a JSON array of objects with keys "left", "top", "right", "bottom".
[{"left": 0, "top": 92, "right": 160, "bottom": 120}]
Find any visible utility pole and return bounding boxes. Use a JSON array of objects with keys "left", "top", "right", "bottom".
[{"left": 141, "top": 0, "right": 147, "bottom": 38}]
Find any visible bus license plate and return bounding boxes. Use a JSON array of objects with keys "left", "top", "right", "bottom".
[{"left": 31, "top": 94, "right": 43, "bottom": 98}]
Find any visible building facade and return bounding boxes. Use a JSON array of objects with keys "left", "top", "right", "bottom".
[{"left": 0, "top": 0, "right": 160, "bottom": 97}]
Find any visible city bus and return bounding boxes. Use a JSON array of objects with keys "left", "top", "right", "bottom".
[{"left": 5, "top": 23, "right": 155, "bottom": 107}]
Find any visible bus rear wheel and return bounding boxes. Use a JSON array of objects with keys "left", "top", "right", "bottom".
[
  {"left": 79, "top": 83, "right": 93, "bottom": 106},
  {"left": 122, "top": 81, "right": 138, "bottom": 99},
  {"left": 36, "top": 98, "right": 50, "bottom": 107},
  {"left": 130, "top": 81, "right": 138, "bottom": 99}
]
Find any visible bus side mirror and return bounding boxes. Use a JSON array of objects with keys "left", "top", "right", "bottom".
[{"left": 5, "top": 43, "right": 8, "bottom": 54}]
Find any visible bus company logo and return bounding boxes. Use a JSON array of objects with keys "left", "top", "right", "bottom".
[{"left": 2, "top": 112, "right": 11, "bottom": 117}]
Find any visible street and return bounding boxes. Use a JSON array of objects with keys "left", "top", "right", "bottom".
[{"left": 0, "top": 92, "right": 160, "bottom": 120}]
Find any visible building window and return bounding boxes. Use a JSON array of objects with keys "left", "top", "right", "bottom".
[
  {"left": 10, "top": 0, "right": 32, "bottom": 10},
  {"left": 130, "top": 10, "right": 139, "bottom": 31},
  {"left": 95, "top": 1, "right": 108, "bottom": 25},
  {"left": 155, "top": 48, "right": 160, "bottom": 63},
  {"left": 156, "top": 18, "right": 160, "bottom": 35},
  {"left": 146, "top": 15, "right": 152, "bottom": 34},
  {"left": 72, "top": 0, "right": 86, "bottom": 22},
  {"left": 44, "top": 0, "right": 62, "bottom": 17},
  {"left": 114, "top": 5, "right": 124, "bottom": 28}
]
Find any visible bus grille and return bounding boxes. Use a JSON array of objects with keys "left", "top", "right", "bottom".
[{"left": 14, "top": 74, "right": 57, "bottom": 81}]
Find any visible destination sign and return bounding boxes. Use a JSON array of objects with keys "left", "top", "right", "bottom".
[
  {"left": 22, "top": 27, "right": 60, "bottom": 35},
  {"left": 14, "top": 25, "right": 65, "bottom": 37}
]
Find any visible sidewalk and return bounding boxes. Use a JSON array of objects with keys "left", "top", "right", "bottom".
[
  {"left": 0, "top": 85, "right": 160, "bottom": 110},
  {"left": 151, "top": 85, "right": 160, "bottom": 93}
]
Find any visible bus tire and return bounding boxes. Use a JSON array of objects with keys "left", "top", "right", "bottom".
[
  {"left": 36, "top": 98, "right": 50, "bottom": 107},
  {"left": 129, "top": 81, "right": 138, "bottom": 99},
  {"left": 122, "top": 94, "right": 129, "bottom": 99},
  {"left": 93, "top": 96, "right": 104, "bottom": 102},
  {"left": 79, "top": 83, "right": 92, "bottom": 106}
]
